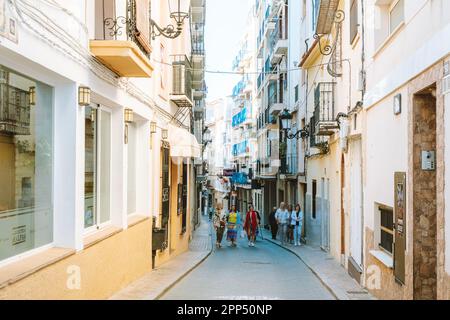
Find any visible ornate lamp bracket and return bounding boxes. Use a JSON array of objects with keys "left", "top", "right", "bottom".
[
  {"left": 150, "top": 19, "right": 183, "bottom": 40},
  {"left": 313, "top": 9, "right": 345, "bottom": 56}
]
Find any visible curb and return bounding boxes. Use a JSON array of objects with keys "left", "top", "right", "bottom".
[
  {"left": 264, "top": 237, "right": 341, "bottom": 300},
  {"left": 154, "top": 222, "right": 214, "bottom": 300}
]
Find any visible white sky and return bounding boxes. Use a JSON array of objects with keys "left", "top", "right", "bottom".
[{"left": 205, "top": 0, "right": 252, "bottom": 101}]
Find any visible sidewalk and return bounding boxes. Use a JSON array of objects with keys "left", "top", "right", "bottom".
[
  {"left": 261, "top": 228, "right": 375, "bottom": 300},
  {"left": 110, "top": 216, "right": 212, "bottom": 300}
]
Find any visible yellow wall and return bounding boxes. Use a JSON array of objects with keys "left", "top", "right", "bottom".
[{"left": 0, "top": 219, "right": 152, "bottom": 300}]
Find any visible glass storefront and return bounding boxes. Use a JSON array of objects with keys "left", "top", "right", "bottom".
[
  {"left": 0, "top": 65, "right": 53, "bottom": 262},
  {"left": 84, "top": 105, "right": 111, "bottom": 230}
]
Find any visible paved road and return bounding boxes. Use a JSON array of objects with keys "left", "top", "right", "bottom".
[{"left": 160, "top": 224, "right": 335, "bottom": 300}]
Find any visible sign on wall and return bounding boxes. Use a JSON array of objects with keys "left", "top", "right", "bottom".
[
  {"left": 0, "top": 0, "right": 18, "bottom": 43},
  {"left": 394, "top": 172, "right": 406, "bottom": 285}
]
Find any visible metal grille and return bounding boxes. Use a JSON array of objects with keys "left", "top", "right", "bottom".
[
  {"left": 314, "top": 82, "right": 335, "bottom": 123},
  {"left": 171, "top": 55, "right": 193, "bottom": 103}
]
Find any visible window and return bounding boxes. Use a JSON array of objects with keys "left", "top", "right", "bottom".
[
  {"left": 380, "top": 208, "right": 394, "bottom": 254},
  {"left": 127, "top": 122, "right": 137, "bottom": 215},
  {"left": 312, "top": 180, "right": 317, "bottom": 219},
  {"left": 0, "top": 66, "right": 53, "bottom": 262},
  {"left": 294, "top": 85, "right": 299, "bottom": 103},
  {"left": 312, "top": 0, "right": 320, "bottom": 32},
  {"left": 350, "top": 0, "right": 359, "bottom": 44},
  {"left": 160, "top": 146, "right": 170, "bottom": 228},
  {"left": 389, "top": 0, "right": 404, "bottom": 34},
  {"left": 84, "top": 105, "right": 111, "bottom": 230}
]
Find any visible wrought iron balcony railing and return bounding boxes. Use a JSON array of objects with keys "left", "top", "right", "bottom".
[
  {"left": 99, "top": 0, "right": 151, "bottom": 58},
  {"left": 312, "top": 82, "right": 338, "bottom": 136},
  {"left": 0, "top": 83, "right": 31, "bottom": 135}
]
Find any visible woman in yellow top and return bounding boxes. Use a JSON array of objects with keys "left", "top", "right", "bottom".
[{"left": 226, "top": 205, "right": 240, "bottom": 247}]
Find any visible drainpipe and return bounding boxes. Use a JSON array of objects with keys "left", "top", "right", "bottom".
[{"left": 360, "top": 0, "right": 366, "bottom": 281}]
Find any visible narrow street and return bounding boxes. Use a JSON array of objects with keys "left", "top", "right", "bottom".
[{"left": 160, "top": 223, "right": 335, "bottom": 300}]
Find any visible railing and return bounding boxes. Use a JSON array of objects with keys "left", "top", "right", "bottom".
[
  {"left": 232, "top": 107, "right": 249, "bottom": 128},
  {"left": 98, "top": 0, "right": 151, "bottom": 59},
  {"left": 313, "top": 82, "right": 336, "bottom": 125},
  {"left": 191, "top": 23, "right": 205, "bottom": 55},
  {"left": 171, "top": 55, "right": 193, "bottom": 100},
  {"left": 232, "top": 140, "right": 248, "bottom": 157},
  {"left": 0, "top": 83, "right": 31, "bottom": 135}
]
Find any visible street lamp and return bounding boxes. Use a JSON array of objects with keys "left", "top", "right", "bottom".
[
  {"left": 278, "top": 108, "right": 309, "bottom": 140},
  {"left": 151, "top": 0, "right": 190, "bottom": 40},
  {"left": 202, "top": 128, "right": 212, "bottom": 152}
]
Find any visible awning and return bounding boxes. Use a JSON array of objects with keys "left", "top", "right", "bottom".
[{"left": 167, "top": 124, "right": 201, "bottom": 159}]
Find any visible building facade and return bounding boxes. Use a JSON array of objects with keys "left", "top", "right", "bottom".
[{"left": 0, "top": 0, "right": 204, "bottom": 299}]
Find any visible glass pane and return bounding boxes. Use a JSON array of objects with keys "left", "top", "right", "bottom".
[
  {"left": 390, "top": 0, "right": 404, "bottom": 33},
  {"left": 0, "top": 66, "right": 53, "bottom": 261},
  {"left": 99, "top": 110, "right": 111, "bottom": 224},
  {"left": 84, "top": 106, "right": 97, "bottom": 228},
  {"left": 127, "top": 122, "right": 137, "bottom": 215}
]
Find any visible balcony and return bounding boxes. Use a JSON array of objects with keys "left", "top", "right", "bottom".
[
  {"left": 316, "top": 0, "right": 340, "bottom": 35},
  {"left": 0, "top": 83, "right": 31, "bottom": 135},
  {"left": 89, "top": 0, "right": 154, "bottom": 78},
  {"left": 313, "top": 82, "right": 338, "bottom": 136},
  {"left": 232, "top": 140, "right": 249, "bottom": 157},
  {"left": 170, "top": 55, "right": 193, "bottom": 108}
]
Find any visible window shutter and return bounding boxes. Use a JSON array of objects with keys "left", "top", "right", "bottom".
[{"left": 135, "top": 0, "right": 152, "bottom": 53}]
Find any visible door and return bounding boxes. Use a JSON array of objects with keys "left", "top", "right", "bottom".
[
  {"left": 321, "top": 178, "right": 330, "bottom": 251},
  {"left": 350, "top": 139, "right": 363, "bottom": 267}
]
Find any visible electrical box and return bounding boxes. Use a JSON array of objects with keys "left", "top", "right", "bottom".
[{"left": 421, "top": 150, "right": 436, "bottom": 171}]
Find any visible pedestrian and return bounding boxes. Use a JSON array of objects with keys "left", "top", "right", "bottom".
[
  {"left": 268, "top": 207, "right": 278, "bottom": 240},
  {"left": 226, "top": 205, "right": 240, "bottom": 247},
  {"left": 208, "top": 206, "right": 213, "bottom": 221},
  {"left": 292, "top": 204, "right": 304, "bottom": 246},
  {"left": 213, "top": 203, "right": 226, "bottom": 248},
  {"left": 287, "top": 204, "right": 294, "bottom": 244},
  {"left": 275, "top": 202, "right": 290, "bottom": 245},
  {"left": 244, "top": 204, "right": 259, "bottom": 247}
]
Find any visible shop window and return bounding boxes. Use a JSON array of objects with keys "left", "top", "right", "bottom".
[
  {"left": 161, "top": 146, "right": 170, "bottom": 228},
  {"left": 0, "top": 66, "right": 53, "bottom": 262},
  {"left": 84, "top": 105, "right": 111, "bottom": 230},
  {"left": 380, "top": 207, "right": 394, "bottom": 254}
]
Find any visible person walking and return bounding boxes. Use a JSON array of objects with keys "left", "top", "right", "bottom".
[
  {"left": 275, "top": 202, "right": 290, "bottom": 245},
  {"left": 291, "top": 204, "right": 303, "bottom": 246},
  {"left": 213, "top": 203, "right": 226, "bottom": 248},
  {"left": 287, "top": 204, "right": 294, "bottom": 244},
  {"left": 226, "top": 205, "right": 240, "bottom": 247},
  {"left": 268, "top": 207, "right": 278, "bottom": 240},
  {"left": 292, "top": 204, "right": 304, "bottom": 246},
  {"left": 244, "top": 205, "right": 259, "bottom": 247}
]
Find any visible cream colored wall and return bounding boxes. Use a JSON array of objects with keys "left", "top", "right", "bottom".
[{"left": 0, "top": 219, "right": 152, "bottom": 300}]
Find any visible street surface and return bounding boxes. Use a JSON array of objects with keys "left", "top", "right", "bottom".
[{"left": 161, "top": 224, "right": 335, "bottom": 300}]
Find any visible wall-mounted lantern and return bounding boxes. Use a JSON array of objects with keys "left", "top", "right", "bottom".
[
  {"left": 162, "top": 128, "right": 169, "bottom": 140},
  {"left": 78, "top": 86, "right": 91, "bottom": 106},
  {"left": 29, "top": 87, "right": 36, "bottom": 106},
  {"left": 124, "top": 108, "right": 134, "bottom": 144},
  {"left": 150, "top": 121, "right": 157, "bottom": 149}
]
